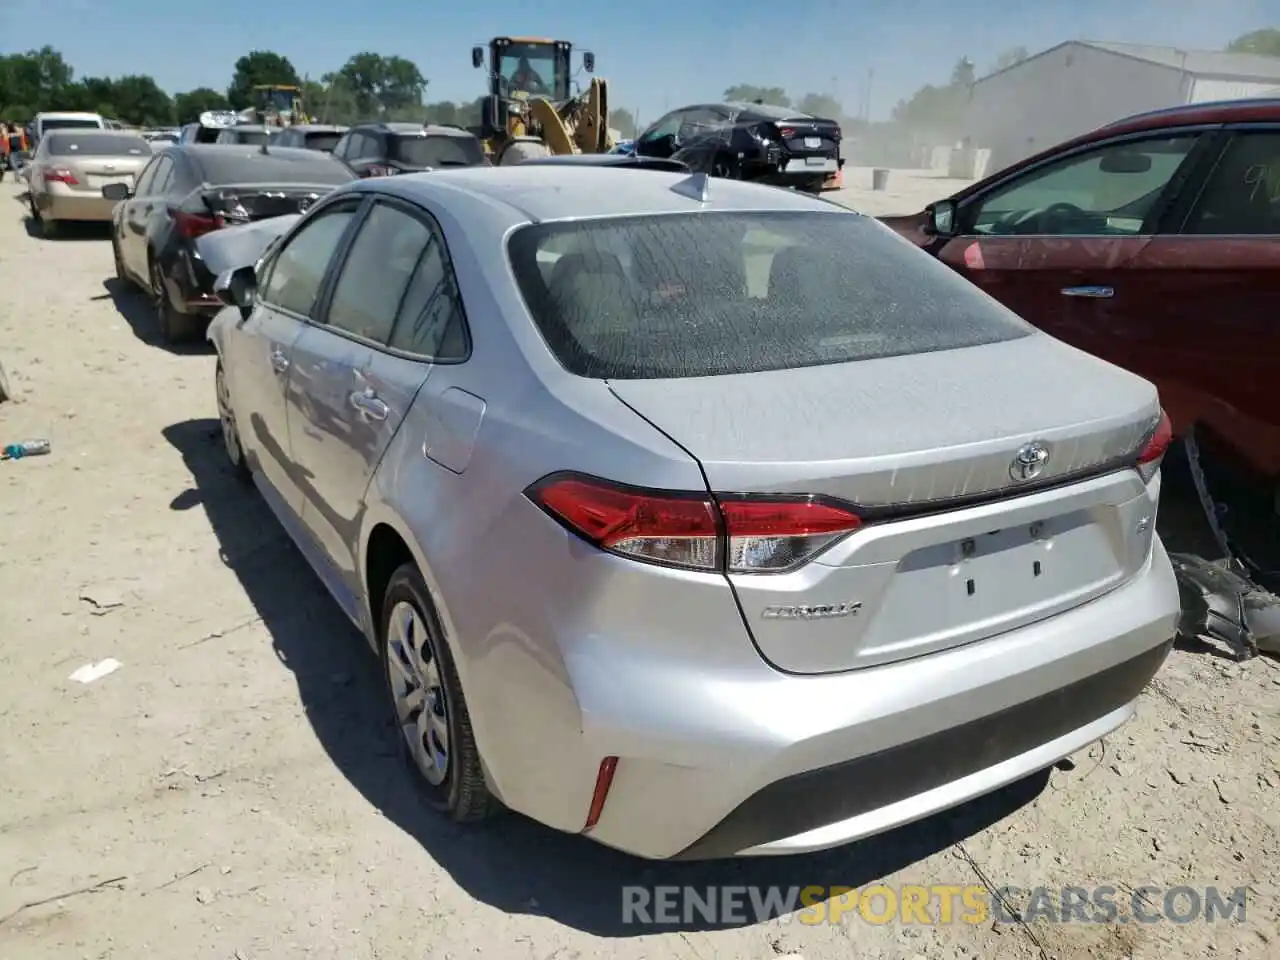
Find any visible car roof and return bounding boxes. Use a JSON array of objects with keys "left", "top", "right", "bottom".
[
  {"left": 520, "top": 154, "right": 689, "bottom": 172},
  {"left": 226, "top": 125, "right": 268, "bottom": 133},
  {"left": 351, "top": 121, "right": 475, "bottom": 138},
  {"left": 1100, "top": 97, "right": 1280, "bottom": 136},
  {"left": 37, "top": 111, "right": 102, "bottom": 120},
  {"left": 287, "top": 124, "right": 347, "bottom": 133},
  {"left": 353, "top": 165, "right": 850, "bottom": 225}
]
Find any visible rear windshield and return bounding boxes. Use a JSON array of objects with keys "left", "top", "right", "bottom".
[
  {"left": 196, "top": 151, "right": 355, "bottom": 186},
  {"left": 391, "top": 134, "right": 485, "bottom": 168},
  {"left": 304, "top": 132, "right": 342, "bottom": 152},
  {"left": 507, "top": 211, "right": 1031, "bottom": 379},
  {"left": 226, "top": 129, "right": 269, "bottom": 146},
  {"left": 46, "top": 133, "right": 150, "bottom": 157},
  {"left": 41, "top": 118, "right": 102, "bottom": 132}
]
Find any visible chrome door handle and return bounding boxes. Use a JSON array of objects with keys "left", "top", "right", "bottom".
[
  {"left": 1061, "top": 285, "right": 1114, "bottom": 299},
  {"left": 269, "top": 348, "right": 289, "bottom": 374},
  {"left": 349, "top": 388, "right": 389, "bottom": 421}
]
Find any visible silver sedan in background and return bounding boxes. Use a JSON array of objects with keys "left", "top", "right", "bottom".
[
  {"left": 27, "top": 129, "right": 151, "bottom": 236},
  {"left": 203, "top": 166, "right": 1180, "bottom": 860}
]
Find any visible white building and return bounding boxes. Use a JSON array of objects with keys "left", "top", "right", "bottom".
[{"left": 965, "top": 40, "right": 1280, "bottom": 172}]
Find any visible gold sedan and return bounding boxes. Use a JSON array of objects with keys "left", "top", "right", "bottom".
[{"left": 27, "top": 129, "right": 151, "bottom": 236}]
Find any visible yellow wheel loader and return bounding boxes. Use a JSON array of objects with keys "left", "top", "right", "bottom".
[
  {"left": 470, "top": 37, "right": 613, "bottom": 165},
  {"left": 247, "top": 84, "right": 307, "bottom": 128}
]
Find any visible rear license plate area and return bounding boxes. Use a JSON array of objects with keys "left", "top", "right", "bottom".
[
  {"left": 855, "top": 514, "right": 1126, "bottom": 657},
  {"left": 804, "top": 137, "right": 821, "bottom": 149}
]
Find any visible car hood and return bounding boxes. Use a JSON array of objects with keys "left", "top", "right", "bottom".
[
  {"left": 878, "top": 210, "right": 931, "bottom": 247},
  {"left": 194, "top": 213, "right": 301, "bottom": 276}
]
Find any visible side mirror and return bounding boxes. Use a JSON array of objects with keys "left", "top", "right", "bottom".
[
  {"left": 214, "top": 265, "right": 256, "bottom": 313},
  {"left": 925, "top": 199, "right": 957, "bottom": 237},
  {"left": 471, "top": 46, "right": 484, "bottom": 69},
  {"left": 583, "top": 51, "right": 596, "bottom": 73},
  {"left": 101, "top": 182, "right": 132, "bottom": 201}
]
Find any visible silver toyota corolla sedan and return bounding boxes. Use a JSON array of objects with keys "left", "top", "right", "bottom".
[{"left": 204, "top": 166, "right": 1181, "bottom": 860}]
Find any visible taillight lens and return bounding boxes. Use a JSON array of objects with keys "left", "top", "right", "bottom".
[
  {"left": 1136, "top": 410, "right": 1173, "bottom": 483},
  {"left": 173, "top": 209, "right": 221, "bottom": 238},
  {"left": 527, "top": 473, "right": 862, "bottom": 574},
  {"left": 44, "top": 166, "right": 78, "bottom": 184},
  {"left": 779, "top": 127, "right": 795, "bottom": 138}
]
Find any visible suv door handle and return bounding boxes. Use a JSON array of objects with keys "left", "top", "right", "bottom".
[
  {"left": 269, "top": 348, "right": 289, "bottom": 374},
  {"left": 349, "top": 388, "right": 389, "bottom": 421},
  {"left": 1061, "top": 285, "right": 1114, "bottom": 299}
]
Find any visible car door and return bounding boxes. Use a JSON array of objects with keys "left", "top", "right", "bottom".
[
  {"left": 284, "top": 197, "right": 447, "bottom": 603},
  {"left": 1117, "top": 126, "right": 1280, "bottom": 481},
  {"left": 122, "top": 155, "right": 172, "bottom": 277},
  {"left": 932, "top": 131, "right": 1210, "bottom": 369},
  {"left": 225, "top": 198, "right": 365, "bottom": 522},
  {"left": 116, "top": 155, "right": 158, "bottom": 272}
]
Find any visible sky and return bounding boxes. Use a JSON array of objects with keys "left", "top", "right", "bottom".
[{"left": 3, "top": 0, "right": 1280, "bottom": 126}]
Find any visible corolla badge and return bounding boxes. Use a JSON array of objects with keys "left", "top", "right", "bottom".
[
  {"left": 1011, "top": 441, "right": 1051, "bottom": 482},
  {"left": 762, "top": 601, "right": 862, "bottom": 621}
]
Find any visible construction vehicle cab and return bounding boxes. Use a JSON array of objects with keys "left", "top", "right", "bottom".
[
  {"left": 470, "top": 37, "right": 609, "bottom": 164},
  {"left": 251, "top": 84, "right": 305, "bottom": 127}
]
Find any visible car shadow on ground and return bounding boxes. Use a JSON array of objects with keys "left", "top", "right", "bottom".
[
  {"left": 95, "top": 278, "right": 213, "bottom": 355},
  {"left": 163, "top": 415, "right": 1056, "bottom": 936},
  {"left": 21, "top": 215, "right": 112, "bottom": 241}
]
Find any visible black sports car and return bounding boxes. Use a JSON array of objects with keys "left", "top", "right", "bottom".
[{"left": 633, "top": 100, "right": 842, "bottom": 194}]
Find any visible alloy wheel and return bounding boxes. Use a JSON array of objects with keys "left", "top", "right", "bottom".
[
  {"left": 215, "top": 365, "right": 242, "bottom": 468},
  {"left": 385, "top": 600, "right": 451, "bottom": 786}
]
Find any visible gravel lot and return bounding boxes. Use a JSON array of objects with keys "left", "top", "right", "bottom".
[{"left": 1, "top": 176, "right": 1278, "bottom": 960}]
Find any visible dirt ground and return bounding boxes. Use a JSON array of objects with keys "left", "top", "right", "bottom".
[{"left": 1, "top": 176, "right": 1278, "bottom": 960}]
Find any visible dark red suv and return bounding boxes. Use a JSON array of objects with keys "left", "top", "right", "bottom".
[{"left": 884, "top": 99, "right": 1280, "bottom": 495}]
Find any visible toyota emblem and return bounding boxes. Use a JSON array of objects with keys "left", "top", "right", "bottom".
[{"left": 1011, "top": 441, "right": 1050, "bottom": 482}]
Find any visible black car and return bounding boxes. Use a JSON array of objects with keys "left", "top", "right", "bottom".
[
  {"left": 269, "top": 124, "right": 348, "bottom": 153},
  {"left": 633, "top": 101, "right": 842, "bottom": 194},
  {"left": 331, "top": 122, "right": 487, "bottom": 177},
  {"left": 103, "top": 143, "right": 355, "bottom": 343}
]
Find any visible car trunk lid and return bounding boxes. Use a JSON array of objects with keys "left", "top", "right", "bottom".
[
  {"left": 764, "top": 116, "right": 841, "bottom": 159},
  {"left": 608, "top": 334, "right": 1164, "bottom": 673},
  {"left": 53, "top": 154, "right": 148, "bottom": 194}
]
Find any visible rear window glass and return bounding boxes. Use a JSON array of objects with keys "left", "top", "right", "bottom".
[
  {"left": 195, "top": 151, "right": 355, "bottom": 186},
  {"left": 41, "top": 118, "right": 102, "bottom": 132},
  {"left": 391, "top": 134, "right": 485, "bottom": 168},
  {"left": 220, "top": 129, "right": 269, "bottom": 146},
  {"left": 46, "top": 133, "right": 150, "bottom": 156},
  {"left": 507, "top": 211, "right": 1031, "bottom": 379},
  {"left": 304, "top": 132, "right": 342, "bottom": 152}
]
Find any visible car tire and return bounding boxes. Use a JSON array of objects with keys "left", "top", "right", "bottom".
[
  {"left": 39, "top": 215, "right": 57, "bottom": 238},
  {"left": 0, "top": 359, "right": 11, "bottom": 405},
  {"left": 150, "top": 257, "right": 200, "bottom": 344},
  {"left": 215, "top": 360, "right": 251, "bottom": 484},
  {"left": 380, "top": 562, "right": 495, "bottom": 822},
  {"left": 711, "top": 154, "right": 738, "bottom": 179},
  {"left": 27, "top": 192, "right": 39, "bottom": 222}
]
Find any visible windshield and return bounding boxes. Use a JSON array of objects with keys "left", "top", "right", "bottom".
[
  {"left": 391, "top": 134, "right": 485, "bottom": 168},
  {"left": 224, "top": 129, "right": 269, "bottom": 146},
  {"left": 42, "top": 118, "right": 102, "bottom": 132},
  {"left": 507, "top": 211, "right": 1030, "bottom": 380},
  {"left": 258, "top": 88, "right": 298, "bottom": 115},
  {"left": 46, "top": 133, "right": 150, "bottom": 157},
  {"left": 498, "top": 42, "right": 566, "bottom": 99}
]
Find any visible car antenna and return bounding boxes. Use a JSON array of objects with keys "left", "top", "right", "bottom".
[{"left": 668, "top": 108, "right": 720, "bottom": 204}]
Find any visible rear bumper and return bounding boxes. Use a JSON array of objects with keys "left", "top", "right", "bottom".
[
  {"left": 40, "top": 193, "right": 117, "bottom": 222},
  {"left": 492, "top": 536, "right": 1177, "bottom": 860}
]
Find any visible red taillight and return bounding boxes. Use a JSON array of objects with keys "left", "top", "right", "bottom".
[
  {"left": 527, "top": 473, "right": 862, "bottom": 573},
  {"left": 44, "top": 166, "right": 78, "bottom": 184},
  {"left": 779, "top": 127, "right": 795, "bottom": 138},
  {"left": 1136, "top": 410, "right": 1173, "bottom": 483},
  {"left": 173, "top": 209, "right": 221, "bottom": 239}
]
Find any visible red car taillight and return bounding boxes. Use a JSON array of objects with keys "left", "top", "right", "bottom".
[
  {"left": 527, "top": 473, "right": 863, "bottom": 573},
  {"left": 1136, "top": 410, "right": 1173, "bottom": 483},
  {"left": 44, "top": 166, "right": 78, "bottom": 184},
  {"left": 173, "top": 209, "right": 221, "bottom": 239}
]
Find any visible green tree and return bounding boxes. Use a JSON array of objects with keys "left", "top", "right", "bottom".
[
  {"left": 227, "top": 50, "right": 301, "bottom": 110},
  {"left": 1226, "top": 28, "right": 1280, "bottom": 56},
  {"left": 722, "top": 84, "right": 790, "bottom": 106},
  {"left": 0, "top": 46, "right": 75, "bottom": 114},
  {"left": 109, "top": 74, "right": 173, "bottom": 125},
  {"left": 174, "top": 87, "right": 230, "bottom": 123},
  {"left": 796, "top": 92, "right": 843, "bottom": 120},
  {"left": 337, "top": 52, "right": 427, "bottom": 116},
  {"left": 608, "top": 107, "right": 637, "bottom": 138}
]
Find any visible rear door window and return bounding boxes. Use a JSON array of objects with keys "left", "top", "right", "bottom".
[
  {"left": 1180, "top": 130, "right": 1280, "bottom": 235},
  {"left": 325, "top": 202, "right": 433, "bottom": 343},
  {"left": 507, "top": 211, "right": 1031, "bottom": 379},
  {"left": 964, "top": 135, "right": 1202, "bottom": 236}
]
